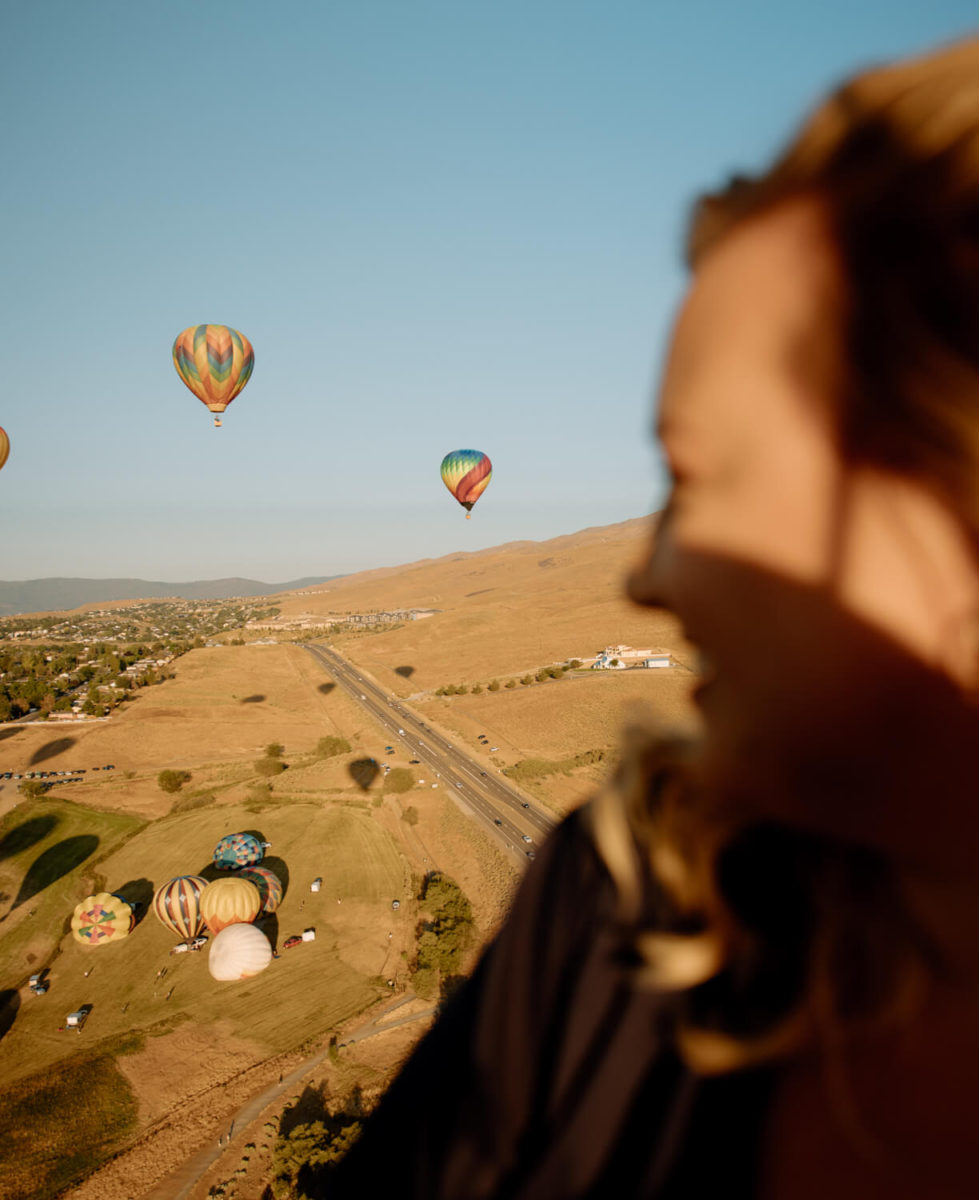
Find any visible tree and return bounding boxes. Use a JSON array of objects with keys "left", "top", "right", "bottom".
[
  {"left": 386, "top": 768, "right": 415, "bottom": 794},
  {"left": 157, "top": 769, "right": 191, "bottom": 794},
  {"left": 401, "top": 803, "right": 419, "bottom": 823},
  {"left": 471, "top": 684, "right": 483, "bottom": 694},
  {"left": 316, "top": 735, "right": 351, "bottom": 758},
  {"left": 568, "top": 659, "right": 583, "bottom": 670},
  {"left": 19, "top": 780, "right": 45, "bottom": 800},
  {"left": 520, "top": 675, "right": 533, "bottom": 686},
  {"left": 255, "top": 757, "right": 285, "bottom": 778},
  {"left": 505, "top": 679, "right": 517, "bottom": 689},
  {"left": 488, "top": 680, "right": 501, "bottom": 692},
  {"left": 265, "top": 742, "right": 285, "bottom": 758}
]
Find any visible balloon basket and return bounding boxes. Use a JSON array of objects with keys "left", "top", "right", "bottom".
[{"left": 213, "top": 416, "right": 222, "bottom": 428}]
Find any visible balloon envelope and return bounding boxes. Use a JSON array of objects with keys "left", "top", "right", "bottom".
[
  {"left": 153, "top": 875, "right": 208, "bottom": 939},
  {"left": 209, "top": 923, "right": 273, "bottom": 981},
  {"left": 440, "top": 450, "right": 492, "bottom": 514},
  {"left": 0, "top": 426, "right": 8, "bottom": 472},
  {"left": 71, "top": 892, "right": 134, "bottom": 946},
  {"left": 213, "top": 832, "right": 264, "bottom": 870},
  {"left": 172, "top": 324, "right": 254, "bottom": 419},
  {"left": 240, "top": 866, "right": 283, "bottom": 914},
  {"left": 200, "top": 876, "right": 261, "bottom": 934}
]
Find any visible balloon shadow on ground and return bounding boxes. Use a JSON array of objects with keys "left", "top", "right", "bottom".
[
  {"left": 394, "top": 666, "right": 415, "bottom": 679},
  {"left": 0, "top": 727, "right": 22, "bottom": 743},
  {"left": 0, "top": 990, "right": 20, "bottom": 1043},
  {"left": 261, "top": 855, "right": 290, "bottom": 900},
  {"left": 317, "top": 682, "right": 336, "bottom": 695},
  {"left": 0, "top": 815, "right": 59, "bottom": 863},
  {"left": 256, "top": 911, "right": 279, "bottom": 951},
  {"left": 348, "top": 759, "right": 379, "bottom": 791},
  {"left": 8, "top": 834, "right": 99, "bottom": 914},
  {"left": 115, "top": 878, "right": 155, "bottom": 927},
  {"left": 29, "top": 737, "right": 77, "bottom": 766},
  {"left": 240, "top": 694, "right": 265, "bottom": 704}
]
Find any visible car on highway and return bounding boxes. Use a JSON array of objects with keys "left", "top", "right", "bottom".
[
  {"left": 522, "top": 835, "right": 532, "bottom": 843},
  {"left": 361, "top": 694, "right": 366, "bottom": 699},
  {"left": 522, "top": 802, "right": 530, "bottom": 809},
  {"left": 526, "top": 851, "right": 536, "bottom": 860},
  {"left": 490, "top": 746, "right": 499, "bottom": 751},
  {"left": 494, "top": 819, "right": 502, "bottom": 826},
  {"left": 480, "top": 771, "right": 487, "bottom": 776}
]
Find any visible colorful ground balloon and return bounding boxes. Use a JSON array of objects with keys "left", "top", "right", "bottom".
[
  {"left": 71, "top": 893, "right": 134, "bottom": 946},
  {"left": 0, "top": 426, "right": 8, "bottom": 472},
  {"left": 240, "top": 866, "right": 283, "bottom": 914},
  {"left": 213, "top": 832, "right": 264, "bottom": 870},
  {"left": 172, "top": 324, "right": 254, "bottom": 427},
  {"left": 153, "top": 875, "right": 208, "bottom": 939},
  {"left": 440, "top": 449, "right": 492, "bottom": 518},
  {"left": 209, "top": 923, "right": 272, "bottom": 981},
  {"left": 199, "top": 876, "right": 261, "bottom": 934}
]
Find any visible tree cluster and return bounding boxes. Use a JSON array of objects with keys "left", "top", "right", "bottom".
[{"left": 411, "top": 872, "right": 475, "bottom": 1000}]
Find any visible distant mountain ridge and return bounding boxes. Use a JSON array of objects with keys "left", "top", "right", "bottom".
[{"left": 0, "top": 576, "right": 341, "bottom": 617}]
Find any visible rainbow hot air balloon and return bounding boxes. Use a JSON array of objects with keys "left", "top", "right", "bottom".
[
  {"left": 209, "top": 923, "right": 272, "bottom": 981},
  {"left": 172, "top": 324, "right": 254, "bottom": 427},
  {"left": 199, "top": 876, "right": 261, "bottom": 934},
  {"left": 153, "top": 875, "right": 208, "bottom": 939},
  {"left": 240, "top": 866, "right": 283, "bottom": 914},
  {"left": 440, "top": 450, "right": 492, "bottom": 519},
  {"left": 0, "top": 426, "right": 9, "bottom": 472},
  {"left": 213, "top": 832, "right": 264, "bottom": 870},
  {"left": 71, "top": 893, "right": 135, "bottom": 946}
]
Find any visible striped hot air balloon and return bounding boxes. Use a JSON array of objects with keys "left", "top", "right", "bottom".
[
  {"left": 70, "top": 893, "right": 135, "bottom": 946},
  {"left": 213, "top": 832, "right": 264, "bottom": 870},
  {"left": 440, "top": 450, "right": 492, "bottom": 518},
  {"left": 0, "top": 426, "right": 9, "bottom": 472},
  {"left": 199, "top": 876, "right": 261, "bottom": 934},
  {"left": 209, "top": 923, "right": 272, "bottom": 981},
  {"left": 153, "top": 875, "right": 208, "bottom": 939},
  {"left": 240, "top": 866, "right": 283, "bottom": 914},
  {"left": 172, "top": 324, "right": 254, "bottom": 427}
]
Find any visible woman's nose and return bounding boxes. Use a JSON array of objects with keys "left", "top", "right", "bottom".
[{"left": 627, "top": 506, "right": 673, "bottom": 609}]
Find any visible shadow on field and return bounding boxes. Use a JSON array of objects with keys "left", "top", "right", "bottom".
[
  {"left": 114, "top": 878, "right": 154, "bottom": 926},
  {"left": 0, "top": 815, "right": 59, "bottom": 863},
  {"left": 0, "top": 990, "right": 19, "bottom": 1043},
  {"left": 240, "top": 694, "right": 265, "bottom": 704},
  {"left": 277, "top": 1084, "right": 366, "bottom": 1195},
  {"left": 29, "top": 737, "right": 77, "bottom": 766},
  {"left": 0, "top": 727, "right": 22, "bottom": 743},
  {"left": 257, "top": 912, "right": 279, "bottom": 951},
  {"left": 394, "top": 665, "right": 415, "bottom": 678},
  {"left": 7, "top": 834, "right": 99, "bottom": 913},
  {"left": 348, "top": 759, "right": 379, "bottom": 791},
  {"left": 317, "top": 682, "right": 336, "bottom": 695}
]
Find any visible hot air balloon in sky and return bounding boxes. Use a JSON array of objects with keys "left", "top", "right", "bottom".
[
  {"left": 240, "top": 866, "right": 283, "bottom": 914},
  {"left": 213, "top": 832, "right": 264, "bottom": 870},
  {"left": 209, "top": 923, "right": 273, "bottom": 981},
  {"left": 172, "top": 324, "right": 254, "bottom": 427},
  {"left": 153, "top": 875, "right": 208, "bottom": 939},
  {"left": 200, "top": 876, "right": 261, "bottom": 934},
  {"left": 71, "top": 893, "right": 134, "bottom": 946},
  {"left": 440, "top": 450, "right": 492, "bottom": 518},
  {"left": 0, "top": 426, "right": 9, "bottom": 472}
]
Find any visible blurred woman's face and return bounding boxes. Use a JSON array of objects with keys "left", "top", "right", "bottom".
[{"left": 629, "top": 200, "right": 979, "bottom": 832}]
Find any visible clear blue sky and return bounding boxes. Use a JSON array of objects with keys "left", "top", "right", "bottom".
[{"left": 2, "top": 2, "right": 975, "bottom": 581}]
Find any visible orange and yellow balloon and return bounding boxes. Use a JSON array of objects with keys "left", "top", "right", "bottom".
[
  {"left": 172, "top": 324, "right": 254, "bottom": 427},
  {"left": 0, "top": 426, "right": 9, "bottom": 472},
  {"left": 440, "top": 450, "right": 492, "bottom": 519},
  {"left": 199, "top": 876, "right": 261, "bottom": 934}
]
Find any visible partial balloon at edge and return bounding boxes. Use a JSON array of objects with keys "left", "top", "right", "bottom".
[
  {"left": 0, "top": 426, "right": 9, "bottom": 472},
  {"left": 440, "top": 450, "right": 492, "bottom": 519},
  {"left": 172, "top": 324, "right": 254, "bottom": 428}
]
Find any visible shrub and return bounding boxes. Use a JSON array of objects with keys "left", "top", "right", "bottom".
[
  {"left": 170, "top": 791, "right": 214, "bottom": 814},
  {"left": 254, "top": 758, "right": 285, "bottom": 778},
  {"left": 157, "top": 769, "right": 191, "bottom": 794},
  {"left": 504, "top": 679, "right": 517, "bottom": 689},
  {"left": 401, "top": 803, "right": 419, "bottom": 823},
  {"left": 487, "top": 680, "right": 500, "bottom": 692},
  {"left": 265, "top": 742, "right": 284, "bottom": 758},
  {"left": 471, "top": 684, "right": 483, "bottom": 694},
  {"left": 568, "top": 659, "right": 583, "bottom": 670},
  {"left": 316, "top": 736, "right": 350, "bottom": 758},
  {"left": 520, "top": 676, "right": 533, "bottom": 686}
]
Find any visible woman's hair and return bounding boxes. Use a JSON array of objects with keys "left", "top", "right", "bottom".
[{"left": 591, "top": 38, "right": 979, "bottom": 1083}]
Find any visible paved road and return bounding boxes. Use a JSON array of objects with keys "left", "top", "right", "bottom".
[{"left": 305, "top": 644, "right": 556, "bottom": 864}]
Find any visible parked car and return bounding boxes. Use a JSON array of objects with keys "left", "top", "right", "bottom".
[{"left": 283, "top": 935, "right": 303, "bottom": 949}]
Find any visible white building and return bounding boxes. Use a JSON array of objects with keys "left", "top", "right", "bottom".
[{"left": 643, "top": 655, "right": 672, "bottom": 669}]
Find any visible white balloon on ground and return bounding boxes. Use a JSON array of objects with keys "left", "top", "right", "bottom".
[{"left": 208, "top": 922, "right": 272, "bottom": 981}]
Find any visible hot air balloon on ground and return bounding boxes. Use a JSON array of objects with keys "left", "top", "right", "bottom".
[
  {"left": 240, "top": 866, "right": 283, "bottom": 914},
  {"left": 0, "top": 426, "right": 8, "bottom": 472},
  {"left": 440, "top": 450, "right": 492, "bottom": 518},
  {"left": 71, "top": 893, "right": 134, "bottom": 946},
  {"left": 153, "top": 875, "right": 208, "bottom": 939},
  {"left": 172, "top": 324, "right": 254, "bottom": 427},
  {"left": 208, "top": 923, "right": 272, "bottom": 981},
  {"left": 213, "top": 832, "right": 264, "bottom": 870},
  {"left": 200, "top": 876, "right": 261, "bottom": 934}
]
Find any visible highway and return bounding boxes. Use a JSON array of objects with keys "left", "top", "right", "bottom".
[{"left": 304, "top": 644, "right": 557, "bottom": 863}]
